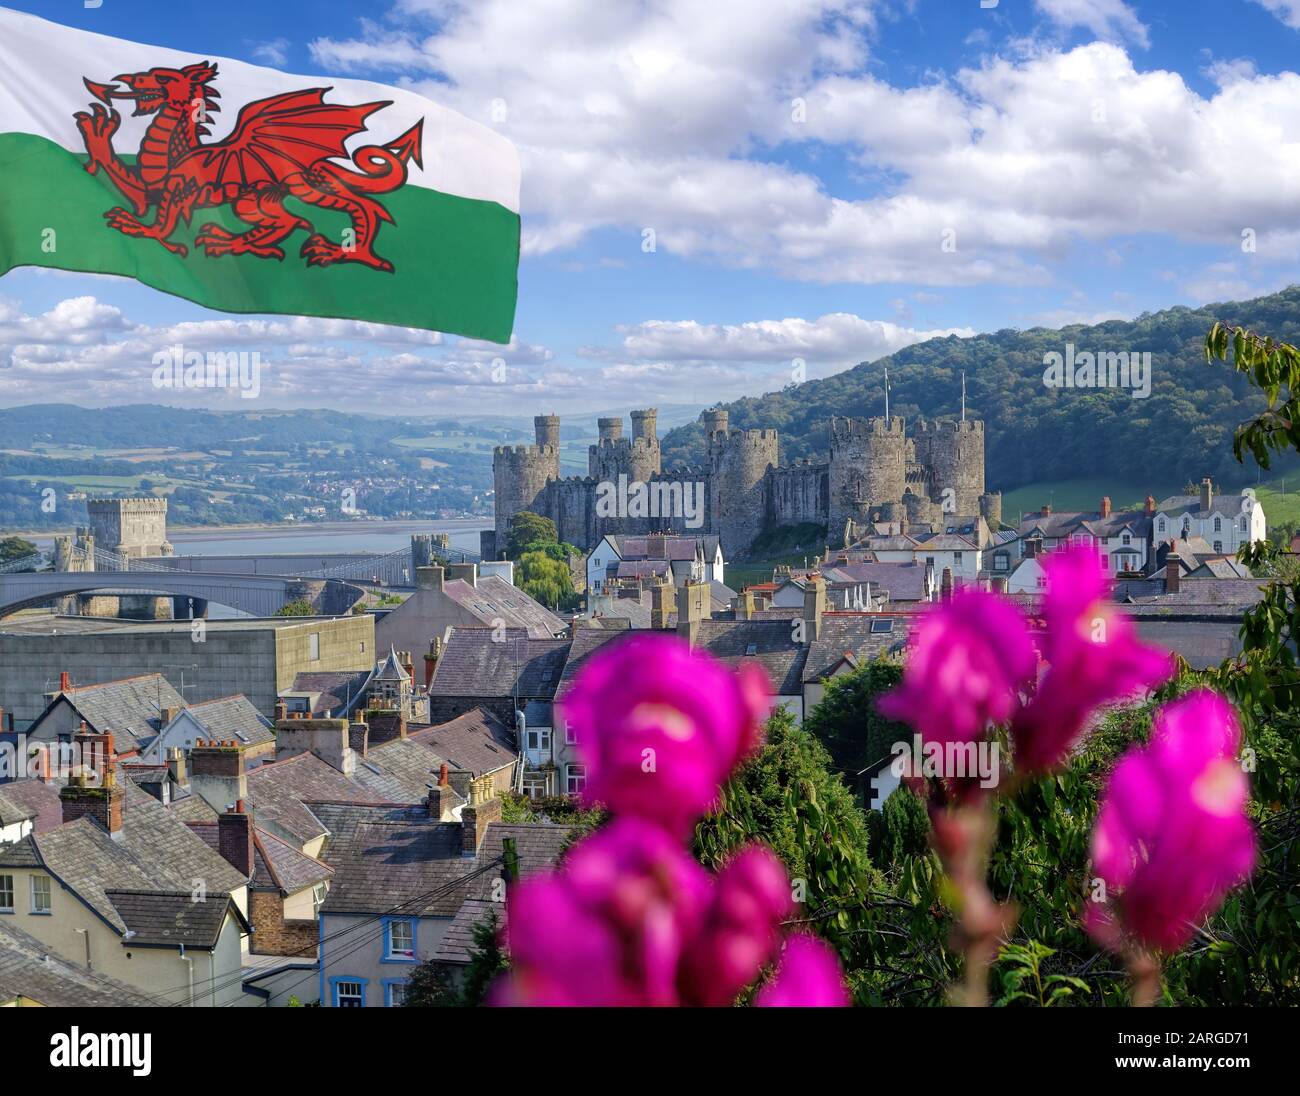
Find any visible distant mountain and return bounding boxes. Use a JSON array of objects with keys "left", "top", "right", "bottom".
[{"left": 660, "top": 287, "right": 1300, "bottom": 492}]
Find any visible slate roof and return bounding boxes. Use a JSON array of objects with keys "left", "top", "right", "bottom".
[
  {"left": 245, "top": 752, "right": 392, "bottom": 846},
  {"left": 104, "top": 889, "right": 242, "bottom": 948},
  {"left": 819, "top": 561, "right": 931, "bottom": 602},
  {"left": 1122, "top": 578, "right": 1266, "bottom": 612},
  {"left": 555, "top": 628, "right": 636, "bottom": 697},
  {"left": 1189, "top": 558, "right": 1252, "bottom": 579},
  {"left": 185, "top": 695, "right": 275, "bottom": 749},
  {"left": 0, "top": 779, "right": 62, "bottom": 832},
  {"left": 407, "top": 708, "right": 518, "bottom": 776},
  {"left": 0, "top": 921, "right": 159, "bottom": 1007},
  {"left": 442, "top": 574, "right": 567, "bottom": 637},
  {"left": 694, "top": 619, "right": 808, "bottom": 694},
  {"left": 253, "top": 828, "right": 332, "bottom": 894},
  {"left": 1016, "top": 509, "right": 1153, "bottom": 541},
  {"left": 11, "top": 780, "right": 247, "bottom": 939},
  {"left": 39, "top": 674, "right": 185, "bottom": 750},
  {"left": 429, "top": 628, "right": 571, "bottom": 699},
  {"left": 351, "top": 738, "right": 447, "bottom": 803},
  {"left": 432, "top": 897, "right": 503, "bottom": 965},
  {"left": 607, "top": 534, "right": 721, "bottom": 561},
  {"left": 284, "top": 670, "right": 374, "bottom": 718},
  {"left": 319, "top": 814, "right": 571, "bottom": 917}
]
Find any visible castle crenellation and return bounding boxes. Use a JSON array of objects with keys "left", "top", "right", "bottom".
[{"left": 489, "top": 408, "right": 1001, "bottom": 560}]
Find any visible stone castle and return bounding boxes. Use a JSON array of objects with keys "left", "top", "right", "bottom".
[{"left": 488, "top": 409, "right": 1001, "bottom": 559}]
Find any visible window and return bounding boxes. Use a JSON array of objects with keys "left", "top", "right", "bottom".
[
  {"left": 312, "top": 883, "right": 327, "bottom": 916},
  {"left": 1242, "top": 518, "right": 1249, "bottom": 532},
  {"left": 1157, "top": 519, "right": 1165, "bottom": 533},
  {"left": 309, "top": 632, "right": 320, "bottom": 661},
  {"left": 332, "top": 978, "right": 365, "bottom": 1007},
  {"left": 564, "top": 720, "right": 578, "bottom": 746},
  {"left": 384, "top": 980, "right": 407, "bottom": 1007},
  {"left": 1036, "top": 575, "right": 1048, "bottom": 590},
  {"left": 0, "top": 874, "right": 12, "bottom": 912},
  {"left": 526, "top": 728, "right": 551, "bottom": 753},
  {"left": 869, "top": 618, "right": 894, "bottom": 634},
  {"left": 30, "top": 875, "right": 51, "bottom": 914},
  {"left": 1214, "top": 541, "right": 1223, "bottom": 553},
  {"left": 1100, "top": 555, "right": 1109, "bottom": 569},
  {"left": 953, "top": 552, "right": 963, "bottom": 563},
  {"left": 566, "top": 764, "right": 587, "bottom": 795},
  {"left": 1121, "top": 534, "right": 1131, "bottom": 545},
  {"left": 523, "top": 776, "right": 547, "bottom": 800},
  {"left": 1214, "top": 517, "right": 1222, "bottom": 532},
  {"left": 384, "top": 918, "right": 416, "bottom": 961},
  {"left": 993, "top": 552, "right": 1008, "bottom": 571}
]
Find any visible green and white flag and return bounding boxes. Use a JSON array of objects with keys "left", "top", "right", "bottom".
[{"left": 0, "top": 7, "right": 520, "bottom": 341}]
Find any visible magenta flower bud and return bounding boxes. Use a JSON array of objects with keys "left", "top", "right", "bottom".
[
  {"left": 496, "top": 818, "right": 713, "bottom": 1007},
  {"left": 877, "top": 588, "right": 1037, "bottom": 748},
  {"left": 755, "top": 934, "right": 851, "bottom": 1008},
  {"left": 1087, "top": 689, "right": 1257, "bottom": 953},
  {"left": 562, "top": 633, "right": 771, "bottom": 836},
  {"left": 680, "top": 845, "right": 795, "bottom": 1007},
  {"left": 1013, "top": 547, "right": 1175, "bottom": 773}
]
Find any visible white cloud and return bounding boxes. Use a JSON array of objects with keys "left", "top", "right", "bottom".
[
  {"left": 248, "top": 38, "right": 290, "bottom": 66},
  {"left": 1033, "top": 0, "right": 1150, "bottom": 48},
  {"left": 301, "top": 3, "right": 1300, "bottom": 289},
  {"left": 584, "top": 313, "right": 973, "bottom": 364},
  {"left": 1251, "top": 0, "right": 1300, "bottom": 30}
]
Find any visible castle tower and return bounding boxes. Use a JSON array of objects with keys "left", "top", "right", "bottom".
[
  {"left": 702, "top": 409, "right": 729, "bottom": 438},
  {"left": 628, "top": 407, "right": 661, "bottom": 484},
  {"left": 917, "top": 419, "right": 984, "bottom": 517},
  {"left": 86, "top": 497, "right": 172, "bottom": 558},
  {"left": 597, "top": 417, "right": 623, "bottom": 443},
  {"left": 828, "top": 417, "right": 907, "bottom": 544},
  {"left": 979, "top": 490, "right": 1003, "bottom": 529},
  {"left": 708, "top": 417, "right": 778, "bottom": 559},
  {"left": 493, "top": 421, "right": 559, "bottom": 543}
]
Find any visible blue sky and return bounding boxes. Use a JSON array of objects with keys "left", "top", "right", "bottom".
[{"left": 3, "top": 0, "right": 1300, "bottom": 418}]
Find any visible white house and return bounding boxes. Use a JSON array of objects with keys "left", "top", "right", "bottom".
[
  {"left": 586, "top": 533, "right": 724, "bottom": 596},
  {"left": 1007, "top": 556, "right": 1048, "bottom": 594},
  {"left": 1153, "top": 482, "right": 1266, "bottom": 556},
  {"left": 866, "top": 534, "right": 982, "bottom": 584},
  {"left": 1013, "top": 497, "right": 1153, "bottom": 575}
]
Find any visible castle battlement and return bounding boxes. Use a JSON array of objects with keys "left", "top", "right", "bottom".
[
  {"left": 490, "top": 406, "right": 989, "bottom": 559},
  {"left": 87, "top": 496, "right": 168, "bottom": 512}
]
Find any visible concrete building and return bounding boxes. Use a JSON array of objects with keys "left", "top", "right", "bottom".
[
  {"left": 1153, "top": 482, "right": 1266, "bottom": 556},
  {"left": 0, "top": 613, "right": 376, "bottom": 729}
]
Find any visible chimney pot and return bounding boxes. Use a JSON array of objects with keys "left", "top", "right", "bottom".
[
  {"left": 1100, "top": 496, "right": 1112, "bottom": 518},
  {"left": 60, "top": 671, "right": 71, "bottom": 692}
]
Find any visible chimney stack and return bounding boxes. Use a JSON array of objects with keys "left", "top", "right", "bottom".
[
  {"left": 1144, "top": 494, "right": 1156, "bottom": 516},
  {"left": 1042, "top": 503, "right": 1052, "bottom": 516},
  {"left": 274, "top": 717, "right": 355, "bottom": 774},
  {"left": 940, "top": 567, "right": 954, "bottom": 602},
  {"left": 59, "top": 671, "right": 71, "bottom": 693},
  {"left": 1200, "top": 478, "right": 1213, "bottom": 513},
  {"left": 802, "top": 575, "right": 826, "bottom": 640},
  {"left": 60, "top": 731, "right": 124, "bottom": 837},
  {"left": 461, "top": 795, "right": 502, "bottom": 857},
  {"left": 675, "top": 581, "right": 709, "bottom": 645},
  {"left": 189, "top": 740, "right": 248, "bottom": 812},
  {"left": 166, "top": 746, "right": 187, "bottom": 789},
  {"left": 417, "top": 565, "right": 445, "bottom": 592},
  {"left": 736, "top": 589, "right": 756, "bottom": 621},
  {"left": 446, "top": 562, "right": 477, "bottom": 587},
  {"left": 274, "top": 700, "right": 288, "bottom": 721},
  {"left": 650, "top": 580, "right": 673, "bottom": 630},
  {"left": 217, "top": 800, "right": 255, "bottom": 878},
  {"left": 1165, "top": 552, "right": 1182, "bottom": 594},
  {"left": 424, "top": 637, "right": 442, "bottom": 688},
  {"left": 1100, "top": 496, "right": 1112, "bottom": 518}
]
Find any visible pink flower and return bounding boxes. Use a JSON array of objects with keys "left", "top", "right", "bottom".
[
  {"left": 1013, "top": 547, "right": 1175, "bottom": 773},
  {"left": 562, "top": 633, "right": 770, "bottom": 836},
  {"left": 494, "top": 818, "right": 713, "bottom": 1007},
  {"left": 755, "top": 935, "right": 852, "bottom": 1007},
  {"left": 1086, "top": 689, "right": 1256, "bottom": 953},
  {"left": 680, "top": 846, "right": 794, "bottom": 1007},
  {"left": 878, "top": 588, "right": 1037, "bottom": 749}
]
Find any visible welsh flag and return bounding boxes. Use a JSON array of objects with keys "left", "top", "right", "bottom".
[{"left": 0, "top": 7, "right": 520, "bottom": 341}]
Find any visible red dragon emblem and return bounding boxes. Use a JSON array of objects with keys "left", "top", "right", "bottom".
[{"left": 73, "top": 61, "right": 423, "bottom": 272}]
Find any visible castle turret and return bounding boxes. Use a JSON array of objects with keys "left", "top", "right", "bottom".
[
  {"left": 534, "top": 414, "right": 562, "bottom": 482},
  {"left": 702, "top": 409, "right": 729, "bottom": 437},
  {"left": 708, "top": 422, "right": 778, "bottom": 559},
  {"left": 493, "top": 428, "right": 558, "bottom": 544},
  {"left": 979, "top": 490, "right": 1002, "bottom": 529},
  {"left": 628, "top": 407, "right": 661, "bottom": 484},
  {"left": 597, "top": 417, "right": 623, "bottom": 443}
]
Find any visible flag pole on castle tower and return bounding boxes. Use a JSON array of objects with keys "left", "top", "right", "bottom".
[
  {"left": 961, "top": 371, "right": 966, "bottom": 422},
  {"left": 884, "top": 365, "right": 890, "bottom": 421}
]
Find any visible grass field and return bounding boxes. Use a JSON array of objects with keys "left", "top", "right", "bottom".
[{"left": 999, "top": 477, "right": 1188, "bottom": 524}]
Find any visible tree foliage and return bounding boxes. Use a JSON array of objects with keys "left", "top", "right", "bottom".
[
  {"left": 801, "top": 658, "right": 908, "bottom": 784},
  {"left": 506, "top": 511, "right": 559, "bottom": 558}
]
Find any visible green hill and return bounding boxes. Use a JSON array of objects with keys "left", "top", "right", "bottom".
[{"left": 660, "top": 286, "right": 1300, "bottom": 494}]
